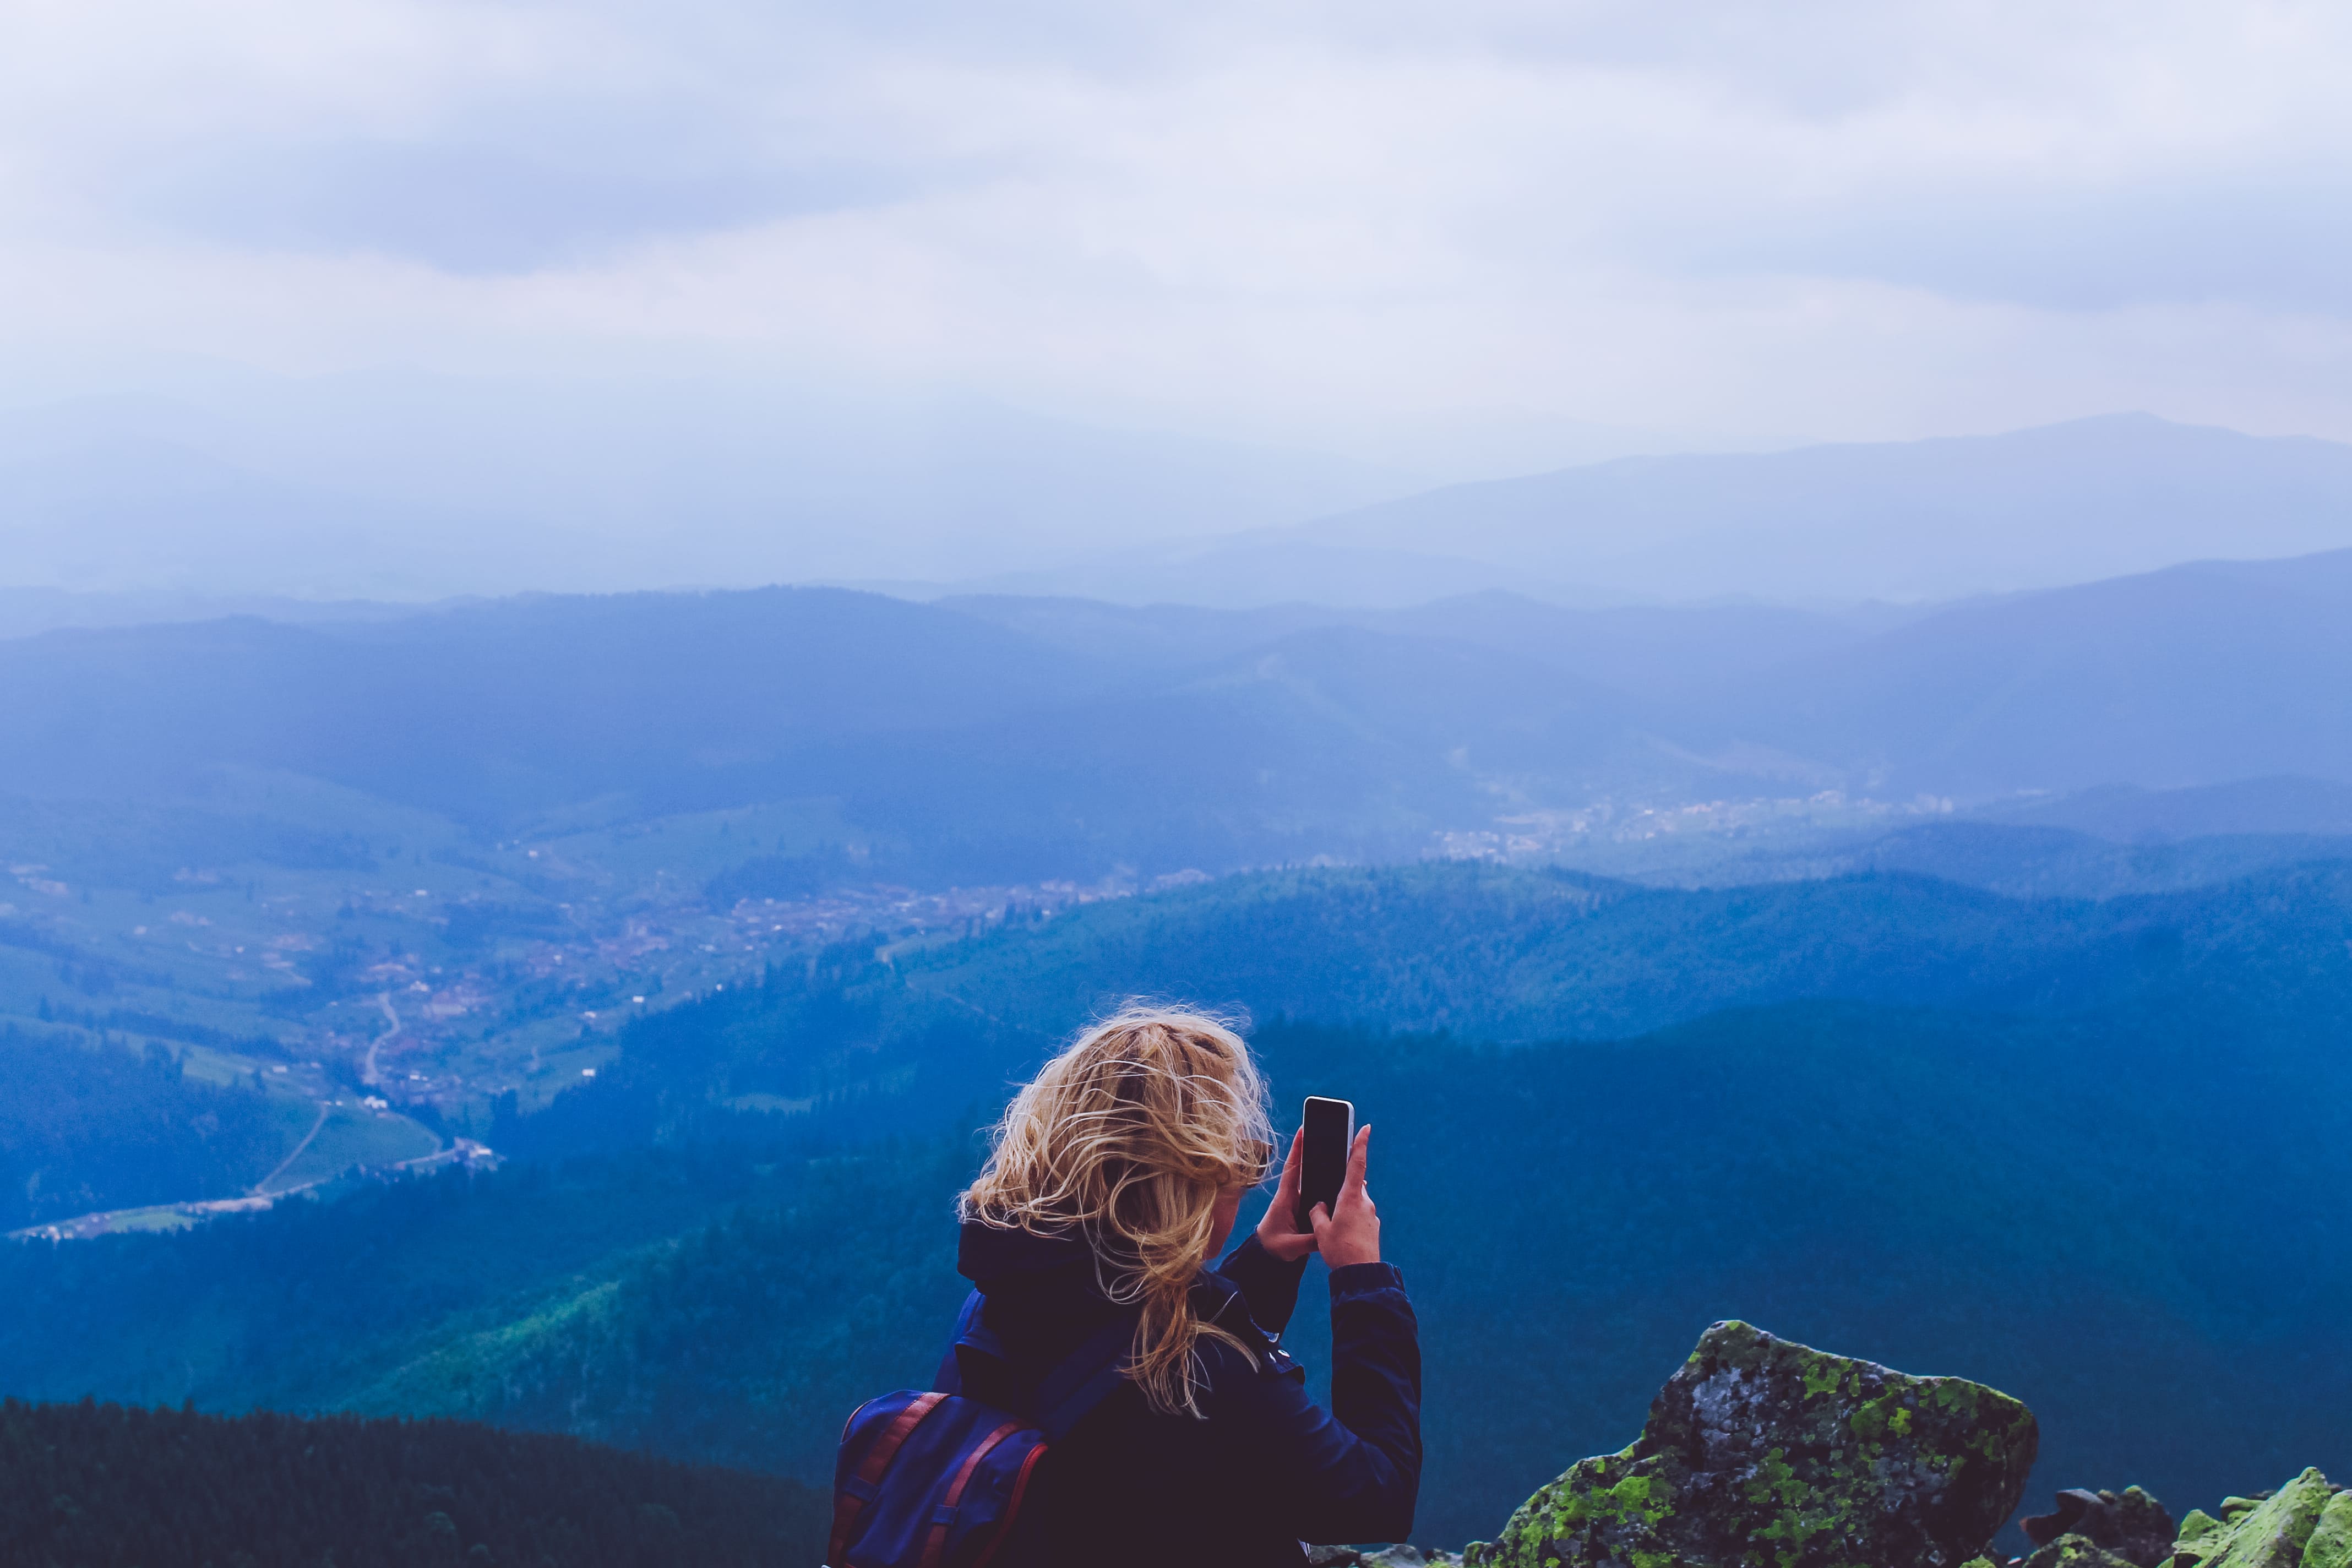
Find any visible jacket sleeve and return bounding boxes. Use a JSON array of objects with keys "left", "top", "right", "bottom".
[
  {"left": 1215, "top": 1232, "right": 1311, "bottom": 1336},
  {"left": 1215, "top": 1261, "right": 1422, "bottom": 1545}
]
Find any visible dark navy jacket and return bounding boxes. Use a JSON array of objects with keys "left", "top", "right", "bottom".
[{"left": 953, "top": 1221, "right": 1422, "bottom": 1567}]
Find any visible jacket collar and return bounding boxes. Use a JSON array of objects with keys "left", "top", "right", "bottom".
[
  {"left": 957, "top": 1217, "right": 1099, "bottom": 1291},
  {"left": 957, "top": 1218, "right": 1248, "bottom": 1326}
]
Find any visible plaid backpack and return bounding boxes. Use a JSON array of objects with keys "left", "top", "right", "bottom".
[{"left": 826, "top": 1291, "right": 1133, "bottom": 1568}]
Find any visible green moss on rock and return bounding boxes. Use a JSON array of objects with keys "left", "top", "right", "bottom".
[
  {"left": 2304, "top": 1493, "right": 2352, "bottom": 1568},
  {"left": 1462, "top": 1321, "right": 2037, "bottom": 1568},
  {"left": 2171, "top": 1470, "right": 2334, "bottom": 1568}
]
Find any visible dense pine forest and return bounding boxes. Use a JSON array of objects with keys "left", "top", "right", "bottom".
[
  {"left": 0, "top": 1025, "right": 283, "bottom": 1230},
  {"left": 0, "top": 1397, "right": 826, "bottom": 1567}
]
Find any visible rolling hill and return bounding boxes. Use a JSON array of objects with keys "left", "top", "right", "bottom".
[
  {"left": 1704, "top": 550, "right": 2352, "bottom": 797},
  {"left": 8, "top": 552, "right": 2350, "bottom": 874}
]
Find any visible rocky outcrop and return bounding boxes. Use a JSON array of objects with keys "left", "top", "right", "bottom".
[
  {"left": 2166, "top": 1471, "right": 2346, "bottom": 1568},
  {"left": 1317, "top": 1328, "right": 2343, "bottom": 1568},
  {"left": 1462, "top": 1320, "right": 2038, "bottom": 1568}
]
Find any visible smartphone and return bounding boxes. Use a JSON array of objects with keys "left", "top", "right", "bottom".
[{"left": 1297, "top": 1096, "right": 1355, "bottom": 1231}]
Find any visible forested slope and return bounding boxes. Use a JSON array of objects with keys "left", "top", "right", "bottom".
[
  {"left": 0, "top": 1026, "right": 284, "bottom": 1229},
  {"left": 9, "top": 986, "right": 2347, "bottom": 1549},
  {"left": 0, "top": 1397, "right": 826, "bottom": 1567},
  {"left": 505, "top": 856, "right": 2352, "bottom": 1152},
  {"left": 6, "top": 857, "right": 2350, "bottom": 1548}
]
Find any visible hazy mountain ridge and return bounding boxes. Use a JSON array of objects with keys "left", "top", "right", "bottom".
[
  {"left": 5, "top": 552, "right": 2348, "bottom": 865},
  {"left": 1698, "top": 552, "right": 2352, "bottom": 796},
  {"left": 0, "top": 374, "right": 1427, "bottom": 598},
  {"left": 13, "top": 401, "right": 2346, "bottom": 611},
  {"left": 0, "top": 588, "right": 1103, "bottom": 821},
  {"left": 1276, "top": 413, "right": 2352, "bottom": 602},
  {"left": 1980, "top": 776, "right": 2352, "bottom": 840}
]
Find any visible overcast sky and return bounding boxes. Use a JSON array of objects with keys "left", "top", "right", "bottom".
[{"left": 7, "top": 0, "right": 2352, "bottom": 470}]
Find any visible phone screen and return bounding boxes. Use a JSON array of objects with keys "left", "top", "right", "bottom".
[{"left": 1298, "top": 1096, "right": 1355, "bottom": 1231}]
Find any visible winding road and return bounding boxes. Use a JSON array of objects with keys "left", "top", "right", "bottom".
[
  {"left": 366, "top": 992, "right": 400, "bottom": 1087},
  {"left": 249, "top": 1102, "right": 330, "bottom": 1196}
]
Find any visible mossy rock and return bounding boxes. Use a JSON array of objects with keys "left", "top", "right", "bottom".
[
  {"left": 2304, "top": 1493, "right": 2352, "bottom": 1568},
  {"left": 1463, "top": 1320, "right": 2037, "bottom": 1568},
  {"left": 2170, "top": 1471, "right": 2337, "bottom": 1568}
]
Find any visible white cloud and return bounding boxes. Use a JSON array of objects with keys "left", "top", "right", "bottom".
[{"left": 5, "top": 0, "right": 2352, "bottom": 462}]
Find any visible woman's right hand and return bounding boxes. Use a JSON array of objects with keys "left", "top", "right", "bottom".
[{"left": 1308, "top": 1124, "right": 1379, "bottom": 1269}]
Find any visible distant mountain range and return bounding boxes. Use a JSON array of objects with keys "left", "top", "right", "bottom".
[
  {"left": 4, "top": 547, "right": 2349, "bottom": 874},
  {"left": 0, "top": 371, "right": 1421, "bottom": 598},
  {"left": 8, "top": 391, "right": 2352, "bottom": 608},
  {"left": 1287, "top": 411, "right": 2352, "bottom": 602},
  {"left": 978, "top": 414, "right": 2352, "bottom": 606}
]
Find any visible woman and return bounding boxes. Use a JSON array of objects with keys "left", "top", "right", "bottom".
[{"left": 956, "top": 1007, "right": 1421, "bottom": 1566}]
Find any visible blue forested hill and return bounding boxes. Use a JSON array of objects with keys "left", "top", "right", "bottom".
[
  {"left": 500, "top": 856, "right": 2352, "bottom": 1153},
  {"left": 7, "top": 563, "right": 2352, "bottom": 882},
  {"left": 6, "top": 998, "right": 2345, "bottom": 1550},
  {"left": 5, "top": 858, "right": 2349, "bottom": 1549},
  {"left": 1693, "top": 549, "right": 2352, "bottom": 798},
  {"left": 0, "top": 589, "right": 1103, "bottom": 824}
]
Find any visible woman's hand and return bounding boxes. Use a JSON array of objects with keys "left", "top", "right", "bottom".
[
  {"left": 1308, "top": 1125, "right": 1379, "bottom": 1270},
  {"left": 1255, "top": 1128, "right": 1319, "bottom": 1262}
]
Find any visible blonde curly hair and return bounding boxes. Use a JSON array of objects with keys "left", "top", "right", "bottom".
[{"left": 960, "top": 1006, "right": 1277, "bottom": 1417}]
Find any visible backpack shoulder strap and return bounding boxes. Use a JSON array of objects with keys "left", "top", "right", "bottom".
[
  {"left": 933, "top": 1289, "right": 990, "bottom": 1395},
  {"left": 1029, "top": 1313, "right": 1134, "bottom": 1441}
]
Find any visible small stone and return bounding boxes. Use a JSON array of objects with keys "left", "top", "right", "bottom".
[
  {"left": 1462, "top": 1320, "right": 2038, "bottom": 1568},
  {"left": 2030, "top": 1491, "right": 2122, "bottom": 1549},
  {"left": 2115, "top": 1488, "right": 2182, "bottom": 1567},
  {"left": 2020, "top": 1534, "right": 2141, "bottom": 1568},
  {"left": 2023, "top": 1485, "right": 2177, "bottom": 1566}
]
